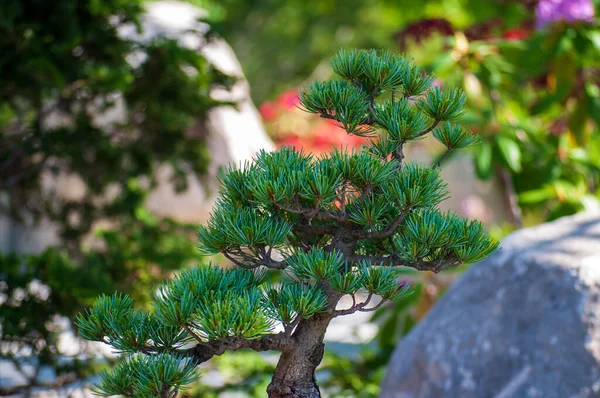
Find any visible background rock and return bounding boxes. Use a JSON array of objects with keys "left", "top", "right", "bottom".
[{"left": 381, "top": 211, "right": 600, "bottom": 398}]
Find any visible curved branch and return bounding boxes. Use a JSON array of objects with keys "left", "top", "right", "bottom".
[
  {"left": 180, "top": 333, "right": 295, "bottom": 363},
  {"left": 223, "top": 247, "right": 286, "bottom": 270},
  {"left": 358, "top": 299, "right": 388, "bottom": 313},
  {"left": 334, "top": 292, "right": 374, "bottom": 316},
  {"left": 416, "top": 119, "right": 440, "bottom": 138},
  {"left": 223, "top": 252, "right": 258, "bottom": 269},
  {"left": 182, "top": 324, "right": 203, "bottom": 344},
  {"left": 434, "top": 148, "right": 453, "bottom": 168}
]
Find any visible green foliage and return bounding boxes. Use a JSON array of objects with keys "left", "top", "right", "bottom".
[
  {"left": 209, "top": 0, "right": 528, "bottom": 103},
  {"left": 78, "top": 49, "right": 498, "bottom": 397},
  {"left": 394, "top": 209, "right": 499, "bottom": 264},
  {"left": 287, "top": 248, "right": 345, "bottom": 281},
  {"left": 195, "top": 289, "right": 274, "bottom": 340},
  {"left": 94, "top": 354, "right": 198, "bottom": 397},
  {"left": 374, "top": 98, "right": 430, "bottom": 141},
  {"left": 266, "top": 283, "right": 329, "bottom": 323},
  {"left": 299, "top": 80, "right": 372, "bottom": 136},
  {"left": 433, "top": 123, "right": 480, "bottom": 149},
  {"left": 359, "top": 264, "right": 410, "bottom": 300},
  {"left": 400, "top": 63, "right": 436, "bottom": 98},
  {"left": 418, "top": 86, "right": 467, "bottom": 121},
  {"left": 198, "top": 207, "right": 293, "bottom": 255},
  {"left": 0, "top": 0, "right": 231, "bottom": 392},
  {"left": 383, "top": 163, "right": 449, "bottom": 209},
  {"left": 417, "top": 18, "right": 600, "bottom": 223}
]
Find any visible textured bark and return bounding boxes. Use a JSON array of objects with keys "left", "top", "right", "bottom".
[
  {"left": 267, "top": 313, "right": 334, "bottom": 398},
  {"left": 266, "top": 219, "right": 358, "bottom": 397},
  {"left": 183, "top": 334, "right": 294, "bottom": 362}
]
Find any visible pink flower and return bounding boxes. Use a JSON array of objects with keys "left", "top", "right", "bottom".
[
  {"left": 259, "top": 102, "right": 278, "bottom": 121},
  {"left": 535, "top": 0, "right": 596, "bottom": 29},
  {"left": 277, "top": 89, "right": 300, "bottom": 110}
]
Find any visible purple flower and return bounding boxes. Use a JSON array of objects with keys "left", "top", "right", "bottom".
[{"left": 535, "top": 0, "right": 596, "bottom": 29}]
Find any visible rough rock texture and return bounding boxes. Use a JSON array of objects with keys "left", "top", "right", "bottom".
[{"left": 381, "top": 211, "right": 600, "bottom": 398}]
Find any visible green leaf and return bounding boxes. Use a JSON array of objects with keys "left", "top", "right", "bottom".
[
  {"left": 584, "top": 31, "right": 600, "bottom": 52},
  {"left": 474, "top": 141, "right": 493, "bottom": 179},
  {"left": 568, "top": 93, "right": 589, "bottom": 145},
  {"left": 519, "top": 188, "right": 555, "bottom": 204},
  {"left": 553, "top": 52, "right": 576, "bottom": 100},
  {"left": 495, "top": 136, "right": 522, "bottom": 173}
]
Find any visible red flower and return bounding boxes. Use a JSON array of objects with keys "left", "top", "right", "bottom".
[
  {"left": 502, "top": 28, "right": 530, "bottom": 41},
  {"left": 394, "top": 18, "right": 455, "bottom": 50},
  {"left": 259, "top": 102, "right": 278, "bottom": 121},
  {"left": 313, "top": 132, "right": 334, "bottom": 148},
  {"left": 277, "top": 134, "right": 302, "bottom": 148}
]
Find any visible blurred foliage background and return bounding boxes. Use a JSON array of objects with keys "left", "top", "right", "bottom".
[
  {"left": 1, "top": 0, "right": 599, "bottom": 396},
  {"left": 0, "top": 0, "right": 232, "bottom": 394}
]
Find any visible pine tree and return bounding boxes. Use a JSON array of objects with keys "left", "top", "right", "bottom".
[{"left": 77, "top": 49, "right": 499, "bottom": 398}]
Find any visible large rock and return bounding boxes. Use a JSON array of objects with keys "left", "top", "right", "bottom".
[{"left": 381, "top": 211, "right": 600, "bottom": 398}]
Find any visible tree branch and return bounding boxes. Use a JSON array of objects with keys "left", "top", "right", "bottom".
[
  {"left": 334, "top": 292, "right": 373, "bottom": 316},
  {"left": 392, "top": 142, "right": 406, "bottom": 166},
  {"left": 181, "top": 333, "right": 295, "bottom": 363},
  {"left": 292, "top": 223, "right": 337, "bottom": 235},
  {"left": 223, "top": 247, "right": 287, "bottom": 269},
  {"left": 416, "top": 119, "right": 440, "bottom": 138},
  {"left": 367, "top": 86, "right": 379, "bottom": 123},
  {"left": 434, "top": 148, "right": 452, "bottom": 168},
  {"left": 223, "top": 252, "right": 258, "bottom": 269},
  {"left": 358, "top": 298, "right": 388, "bottom": 313},
  {"left": 284, "top": 316, "right": 303, "bottom": 336}
]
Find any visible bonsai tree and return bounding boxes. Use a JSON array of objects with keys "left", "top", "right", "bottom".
[{"left": 77, "top": 49, "right": 499, "bottom": 398}]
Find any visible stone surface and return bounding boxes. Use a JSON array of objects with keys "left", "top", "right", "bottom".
[{"left": 381, "top": 211, "right": 600, "bottom": 398}]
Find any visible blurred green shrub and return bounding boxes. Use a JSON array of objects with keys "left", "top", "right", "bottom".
[
  {"left": 205, "top": 0, "right": 530, "bottom": 104},
  {"left": 0, "top": 0, "right": 231, "bottom": 394},
  {"left": 409, "top": 10, "right": 600, "bottom": 224}
]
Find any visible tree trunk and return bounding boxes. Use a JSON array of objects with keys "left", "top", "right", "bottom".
[{"left": 266, "top": 312, "right": 334, "bottom": 398}]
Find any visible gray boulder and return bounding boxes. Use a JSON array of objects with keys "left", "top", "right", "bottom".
[{"left": 380, "top": 211, "right": 600, "bottom": 398}]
